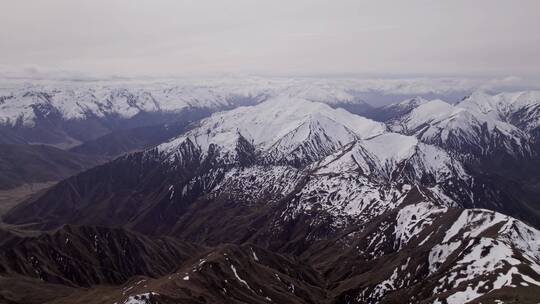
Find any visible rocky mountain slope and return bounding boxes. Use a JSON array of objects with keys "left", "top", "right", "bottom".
[
  {"left": 0, "top": 144, "right": 105, "bottom": 190},
  {"left": 2, "top": 203, "right": 539, "bottom": 303}
]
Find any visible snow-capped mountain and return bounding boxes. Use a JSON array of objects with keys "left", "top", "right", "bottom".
[
  {"left": 0, "top": 84, "right": 272, "bottom": 147},
  {"left": 0, "top": 80, "right": 380, "bottom": 129},
  {"left": 388, "top": 98, "right": 534, "bottom": 159},
  {"left": 157, "top": 96, "right": 385, "bottom": 167},
  {"left": 0, "top": 81, "right": 381, "bottom": 148},
  {"left": 5, "top": 95, "right": 532, "bottom": 228},
  {"left": 3, "top": 79, "right": 538, "bottom": 160},
  {"left": 0, "top": 85, "right": 267, "bottom": 127},
  {"left": 458, "top": 91, "right": 540, "bottom": 138}
]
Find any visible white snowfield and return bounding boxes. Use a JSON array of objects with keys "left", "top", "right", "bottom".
[
  {"left": 156, "top": 89, "right": 532, "bottom": 171},
  {"left": 155, "top": 96, "right": 502, "bottom": 229}
]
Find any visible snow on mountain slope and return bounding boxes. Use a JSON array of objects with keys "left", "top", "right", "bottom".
[
  {"left": 0, "top": 91, "right": 45, "bottom": 126},
  {"left": 441, "top": 208, "right": 540, "bottom": 259},
  {"left": 155, "top": 126, "right": 474, "bottom": 233},
  {"left": 279, "top": 134, "right": 470, "bottom": 226},
  {"left": 211, "top": 165, "right": 305, "bottom": 204},
  {"left": 0, "top": 80, "right": 376, "bottom": 128},
  {"left": 0, "top": 85, "right": 268, "bottom": 127},
  {"left": 211, "top": 132, "right": 481, "bottom": 231},
  {"left": 459, "top": 91, "right": 540, "bottom": 119},
  {"left": 361, "top": 133, "right": 419, "bottom": 166},
  {"left": 346, "top": 201, "right": 540, "bottom": 303},
  {"left": 316, "top": 132, "right": 468, "bottom": 184},
  {"left": 428, "top": 208, "right": 540, "bottom": 303},
  {"left": 458, "top": 90, "right": 540, "bottom": 135},
  {"left": 3, "top": 89, "right": 540, "bottom": 303},
  {"left": 208, "top": 133, "right": 470, "bottom": 232},
  {"left": 157, "top": 96, "right": 386, "bottom": 166},
  {"left": 389, "top": 98, "right": 533, "bottom": 158}
]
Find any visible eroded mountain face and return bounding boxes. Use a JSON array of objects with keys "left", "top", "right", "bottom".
[{"left": 1, "top": 89, "right": 540, "bottom": 304}]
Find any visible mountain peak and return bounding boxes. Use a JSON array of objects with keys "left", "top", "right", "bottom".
[
  {"left": 389, "top": 96, "right": 533, "bottom": 158},
  {"left": 157, "top": 96, "right": 385, "bottom": 166}
]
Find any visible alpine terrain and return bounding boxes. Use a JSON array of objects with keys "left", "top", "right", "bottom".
[{"left": 1, "top": 82, "right": 540, "bottom": 304}]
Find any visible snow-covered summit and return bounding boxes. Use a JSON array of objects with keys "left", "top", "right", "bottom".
[
  {"left": 459, "top": 91, "right": 540, "bottom": 117},
  {"left": 457, "top": 90, "right": 540, "bottom": 133},
  {"left": 389, "top": 98, "right": 533, "bottom": 157},
  {"left": 157, "top": 96, "right": 386, "bottom": 165}
]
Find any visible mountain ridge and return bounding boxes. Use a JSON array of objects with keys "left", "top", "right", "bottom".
[{"left": 2, "top": 88, "right": 540, "bottom": 303}]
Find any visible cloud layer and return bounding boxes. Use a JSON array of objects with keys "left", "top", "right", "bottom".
[{"left": 1, "top": 1, "right": 540, "bottom": 77}]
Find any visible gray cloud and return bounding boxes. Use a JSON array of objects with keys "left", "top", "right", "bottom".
[{"left": 1, "top": 0, "right": 539, "bottom": 77}]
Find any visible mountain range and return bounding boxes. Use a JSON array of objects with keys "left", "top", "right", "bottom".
[{"left": 1, "top": 81, "right": 540, "bottom": 304}]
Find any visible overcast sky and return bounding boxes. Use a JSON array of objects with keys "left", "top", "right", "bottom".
[{"left": 1, "top": 0, "right": 539, "bottom": 78}]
